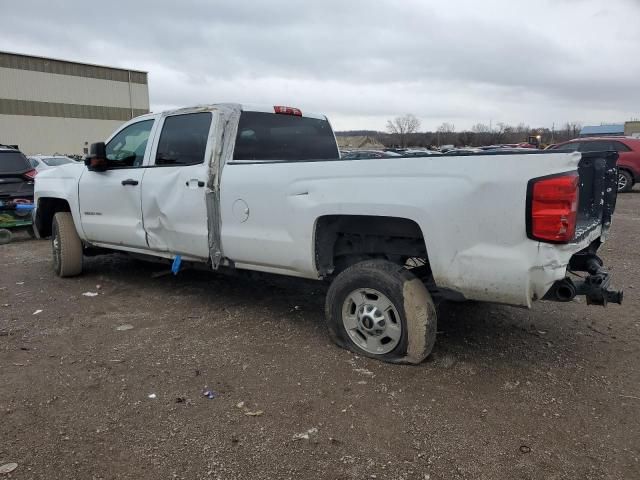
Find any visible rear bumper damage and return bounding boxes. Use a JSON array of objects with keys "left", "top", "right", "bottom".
[
  {"left": 542, "top": 152, "right": 622, "bottom": 307},
  {"left": 543, "top": 248, "right": 622, "bottom": 306}
]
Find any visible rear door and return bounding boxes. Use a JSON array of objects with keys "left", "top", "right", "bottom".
[
  {"left": 141, "top": 111, "right": 213, "bottom": 259},
  {"left": 0, "top": 150, "right": 35, "bottom": 200},
  {"left": 78, "top": 118, "right": 156, "bottom": 247}
]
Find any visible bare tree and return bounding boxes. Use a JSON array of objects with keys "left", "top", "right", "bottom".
[
  {"left": 457, "top": 130, "right": 474, "bottom": 146},
  {"left": 471, "top": 123, "right": 491, "bottom": 146},
  {"left": 436, "top": 122, "right": 456, "bottom": 146},
  {"left": 386, "top": 114, "right": 421, "bottom": 147},
  {"left": 564, "top": 122, "right": 582, "bottom": 140}
]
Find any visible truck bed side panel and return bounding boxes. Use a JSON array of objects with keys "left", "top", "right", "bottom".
[{"left": 219, "top": 152, "right": 596, "bottom": 306}]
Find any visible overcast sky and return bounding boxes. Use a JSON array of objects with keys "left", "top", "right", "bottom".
[{"left": 2, "top": 0, "right": 640, "bottom": 131}]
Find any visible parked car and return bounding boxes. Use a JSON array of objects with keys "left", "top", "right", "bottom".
[
  {"left": 401, "top": 149, "right": 437, "bottom": 157},
  {"left": 481, "top": 147, "right": 538, "bottom": 153},
  {"left": 33, "top": 103, "right": 622, "bottom": 365},
  {"left": 443, "top": 148, "right": 483, "bottom": 155},
  {"left": 0, "top": 145, "right": 36, "bottom": 243},
  {"left": 550, "top": 137, "right": 640, "bottom": 192},
  {"left": 0, "top": 145, "right": 36, "bottom": 201},
  {"left": 28, "top": 155, "right": 75, "bottom": 172},
  {"left": 384, "top": 148, "right": 407, "bottom": 154},
  {"left": 342, "top": 150, "right": 401, "bottom": 159}
]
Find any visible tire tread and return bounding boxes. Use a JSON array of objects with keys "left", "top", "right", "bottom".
[{"left": 53, "top": 212, "right": 83, "bottom": 277}]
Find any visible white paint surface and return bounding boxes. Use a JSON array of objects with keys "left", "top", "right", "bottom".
[{"left": 35, "top": 104, "right": 605, "bottom": 309}]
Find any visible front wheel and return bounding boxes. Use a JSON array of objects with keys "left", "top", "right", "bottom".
[
  {"left": 325, "top": 259, "right": 437, "bottom": 364},
  {"left": 52, "top": 212, "right": 83, "bottom": 277},
  {"left": 618, "top": 170, "right": 633, "bottom": 193}
]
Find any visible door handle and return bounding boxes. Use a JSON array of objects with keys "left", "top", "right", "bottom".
[
  {"left": 185, "top": 179, "right": 206, "bottom": 188},
  {"left": 121, "top": 179, "right": 139, "bottom": 186}
]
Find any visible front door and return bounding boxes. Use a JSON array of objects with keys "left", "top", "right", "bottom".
[
  {"left": 78, "top": 118, "right": 156, "bottom": 248},
  {"left": 141, "top": 111, "right": 213, "bottom": 259}
]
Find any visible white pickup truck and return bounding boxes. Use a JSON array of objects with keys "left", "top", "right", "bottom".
[{"left": 33, "top": 103, "right": 622, "bottom": 364}]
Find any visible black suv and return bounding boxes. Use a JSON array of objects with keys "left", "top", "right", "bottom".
[{"left": 0, "top": 145, "right": 36, "bottom": 201}]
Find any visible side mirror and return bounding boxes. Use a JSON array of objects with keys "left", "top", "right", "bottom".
[{"left": 85, "top": 142, "right": 108, "bottom": 171}]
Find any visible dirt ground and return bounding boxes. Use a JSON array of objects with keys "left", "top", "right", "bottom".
[{"left": 1, "top": 191, "right": 639, "bottom": 480}]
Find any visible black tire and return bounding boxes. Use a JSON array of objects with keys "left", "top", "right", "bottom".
[
  {"left": 52, "top": 212, "right": 83, "bottom": 277},
  {"left": 618, "top": 169, "right": 633, "bottom": 193},
  {"left": 0, "top": 229, "right": 12, "bottom": 245},
  {"left": 325, "top": 259, "right": 437, "bottom": 364},
  {"left": 26, "top": 225, "right": 37, "bottom": 239}
]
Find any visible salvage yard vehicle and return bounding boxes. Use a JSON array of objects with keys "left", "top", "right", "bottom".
[
  {"left": 33, "top": 104, "right": 623, "bottom": 364},
  {"left": 28, "top": 155, "right": 75, "bottom": 172},
  {"left": 0, "top": 145, "right": 36, "bottom": 243},
  {"left": 1, "top": 145, "right": 36, "bottom": 201},
  {"left": 341, "top": 150, "right": 401, "bottom": 159},
  {"left": 550, "top": 137, "right": 640, "bottom": 193}
]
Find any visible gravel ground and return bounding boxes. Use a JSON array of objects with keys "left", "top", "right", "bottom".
[{"left": 1, "top": 190, "right": 639, "bottom": 480}]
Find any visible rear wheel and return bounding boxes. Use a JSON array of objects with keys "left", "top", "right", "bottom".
[
  {"left": 0, "top": 229, "right": 12, "bottom": 245},
  {"left": 618, "top": 169, "right": 633, "bottom": 193},
  {"left": 52, "top": 212, "right": 83, "bottom": 277},
  {"left": 325, "top": 259, "right": 437, "bottom": 364}
]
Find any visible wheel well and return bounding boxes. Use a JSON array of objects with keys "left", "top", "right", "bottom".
[
  {"left": 314, "top": 215, "right": 429, "bottom": 277},
  {"left": 619, "top": 167, "right": 636, "bottom": 183},
  {"left": 36, "top": 198, "right": 71, "bottom": 238}
]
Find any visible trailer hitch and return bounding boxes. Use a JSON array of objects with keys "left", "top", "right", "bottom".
[{"left": 544, "top": 254, "right": 623, "bottom": 306}]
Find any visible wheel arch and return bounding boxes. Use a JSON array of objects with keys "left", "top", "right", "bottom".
[
  {"left": 313, "top": 214, "right": 430, "bottom": 277},
  {"left": 35, "top": 197, "right": 72, "bottom": 238}
]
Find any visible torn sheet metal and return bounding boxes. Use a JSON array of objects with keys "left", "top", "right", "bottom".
[
  {"left": 140, "top": 103, "right": 241, "bottom": 264},
  {"left": 204, "top": 104, "right": 241, "bottom": 269}
]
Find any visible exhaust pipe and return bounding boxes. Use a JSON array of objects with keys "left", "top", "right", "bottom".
[
  {"left": 544, "top": 270, "right": 622, "bottom": 306},
  {"left": 554, "top": 280, "right": 576, "bottom": 301}
]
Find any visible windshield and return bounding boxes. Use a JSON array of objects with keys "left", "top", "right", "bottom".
[
  {"left": 41, "top": 157, "right": 73, "bottom": 166},
  {"left": 0, "top": 151, "right": 30, "bottom": 174},
  {"left": 233, "top": 112, "right": 339, "bottom": 161}
]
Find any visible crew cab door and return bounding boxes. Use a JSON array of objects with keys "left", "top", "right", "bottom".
[
  {"left": 141, "top": 111, "right": 213, "bottom": 259},
  {"left": 78, "top": 118, "right": 156, "bottom": 247}
]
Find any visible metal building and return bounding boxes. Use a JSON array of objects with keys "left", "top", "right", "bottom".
[
  {"left": 0, "top": 51, "right": 149, "bottom": 155},
  {"left": 579, "top": 124, "right": 625, "bottom": 137},
  {"left": 625, "top": 121, "right": 640, "bottom": 137}
]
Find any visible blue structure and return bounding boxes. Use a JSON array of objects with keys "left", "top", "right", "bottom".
[{"left": 579, "top": 124, "right": 624, "bottom": 137}]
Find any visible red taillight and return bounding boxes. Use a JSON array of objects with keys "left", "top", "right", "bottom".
[
  {"left": 274, "top": 105, "right": 302, "bottom": 116},
  {"left": 23, "top": 169, "right": 37, "bottom": 180},
  {"left": 528, "top": 173, "right": 579, "bottom": 243}
]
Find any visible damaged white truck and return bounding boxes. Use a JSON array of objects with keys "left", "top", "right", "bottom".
[{"left": 33, "top": 104, "right": 622, "bottom": 364}]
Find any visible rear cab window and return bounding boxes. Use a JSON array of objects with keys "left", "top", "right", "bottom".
[{"left": 233, "top": 111, "right": 339, "bottom": 161}]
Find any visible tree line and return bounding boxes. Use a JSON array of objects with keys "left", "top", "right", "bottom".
[{"left": 339, "top": 114, "right": 583, "bottom": 148}]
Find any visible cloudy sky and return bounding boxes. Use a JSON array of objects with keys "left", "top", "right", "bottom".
[{"left": 2, "top": 0, "right": 639, "bottom": 131}]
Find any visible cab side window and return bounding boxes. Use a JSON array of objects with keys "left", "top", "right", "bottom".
[
  {"left": 155, "top": 112, "right": 212, "bottom": 166},
  {"left": 105, "top": 120, "right": 154, "bottom": 168}
]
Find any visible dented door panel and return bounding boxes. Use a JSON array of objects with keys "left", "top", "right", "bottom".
[{"left": 140, "top": 111, "right": 215, "bottom": 259}]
